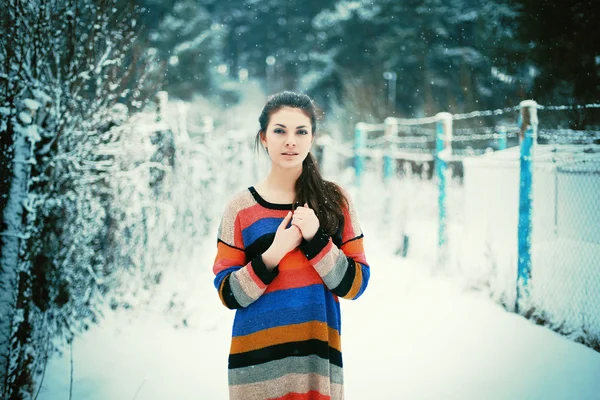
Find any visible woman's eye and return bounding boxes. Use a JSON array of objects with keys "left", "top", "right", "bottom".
[
  {"left": 297, "top": 130, "right": 308, "bottom": 135},
  {"left": 274, "top": 129, "right": 284, "bottom": 134}
]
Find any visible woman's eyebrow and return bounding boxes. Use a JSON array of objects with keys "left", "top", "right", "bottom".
[{"left": 274, "top": 123, "right": 308, "bottom": 129}]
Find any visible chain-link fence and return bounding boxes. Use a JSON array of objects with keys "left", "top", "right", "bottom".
[
  {"left": 529, "top": 151, "right": 600, "bottom": 347},
  {"left": 335, "top": 102, "right": 600, "bottom": 351}
]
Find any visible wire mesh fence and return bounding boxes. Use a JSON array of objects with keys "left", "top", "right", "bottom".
[
  {"left": 528, "top": 152, "right": 600, "bottom": 346},
  {"left": 338, "top": 101, "right": 600, "bottom": 351}
]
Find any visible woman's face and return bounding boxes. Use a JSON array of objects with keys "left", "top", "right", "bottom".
[{"left": 261, "top": 107, "right": 314, "bottom": 170}]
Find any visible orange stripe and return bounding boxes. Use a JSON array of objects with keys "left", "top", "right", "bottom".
[
  {"left": 268, "top": 391, "right": 331, "bottom": 400},
  {"left": 341, "top": 238, "right": 368, "bottom": 265},
  {"left": 278, "top": 249, "right": 309, "bottom": 271},
  {"left": 230, "top": 321, "right": 341, "bottom": 354},
  {"left": 213, "top": 243, "right": 246, "bottom": 274},
  {"left": 216, "top": 242, "right": 245, "bottom": 260},
  {"left": 218, "top": 275, "right": 229, "bottom": 307},
  {"left": 345, "top": 261, "right": 363, "bottom": 299},
  {"left": 341, "top": 237, "right": 363, "bottom": 254}
]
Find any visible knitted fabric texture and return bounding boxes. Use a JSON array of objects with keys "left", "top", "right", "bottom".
[{"left": 212, "top": 187, "right": 370, "bottom": 400}]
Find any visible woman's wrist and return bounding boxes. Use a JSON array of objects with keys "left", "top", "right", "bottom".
[{"left": 262, "top": 247, "right": 282, "bottom": 270}]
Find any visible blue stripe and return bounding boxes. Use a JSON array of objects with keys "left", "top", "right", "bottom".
[
  {"left": 214, "top": 266, "right": 241, "bottom": 289},
  {"left": 242, "top": 218, "right": 281, "bottom": 247},
  {"left": 252, "top": 284, "right": 326, "bottom": 313},
  {"left": 232, "top": 303, "right": 340, "bottom": 336},
  {"left": 355, "top": 264, "right": 370, "bottom": 299},
  {"left": 232, "top": 285, "right": 341, "bottom": 336}
]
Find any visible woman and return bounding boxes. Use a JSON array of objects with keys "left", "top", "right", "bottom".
[{"left": 212, "top": 91, "right": 370, "bottom": 400}]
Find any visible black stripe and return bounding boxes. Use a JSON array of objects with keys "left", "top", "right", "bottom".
[
  {"left": 251, "top": 254, "right": 279, "bottom": 285},
  {"left": 220, "top": 275, "right": 244, "bottom": 309},
  {"left": 340, "top": 233, "right": 364, "bottom": 247},
  {"left": 228, "top": 339, "right": 343, "bottom": 369},
  {"left": 248, "top": 186, "right": 294, "bottom": 210},
  {"left": 245, "top": 233, "right": 275, "bottom": 263},
  {"left": 331, "top": 258, "right": 357, "bottom": 297},
  {"left": 299, "top": 226, "right": 330, "bottom": 260}
]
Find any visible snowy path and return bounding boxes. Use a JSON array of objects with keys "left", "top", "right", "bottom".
[{"left": 39, "top": 228, "right": 600, "bottom": 400}]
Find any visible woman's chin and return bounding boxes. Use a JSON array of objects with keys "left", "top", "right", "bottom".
[{"left": 274, "top": 160, "right": 303, "bottom": 170}]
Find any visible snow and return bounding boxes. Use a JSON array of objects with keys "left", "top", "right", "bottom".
[
  {"left": 18, "top": 111, "right": 33, "bottom": 125},
  {"left": 37, "top": 217, "right": 600, "bottom": 400},
  {"left": 31, "top": 88, "right": 52, "bottom": 105},
  {"left": 462, "top": 145, "right": 600, "bottom": 336},
  {"left": 22, "top": 99, "right": 41, "bottom": 111}
]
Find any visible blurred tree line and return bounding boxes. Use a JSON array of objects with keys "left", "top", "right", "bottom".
[{"left": 139, "top": 0, "right": 598, "bottom": 127}]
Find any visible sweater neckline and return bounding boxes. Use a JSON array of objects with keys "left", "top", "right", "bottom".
[{"left": 248, "top": 186, "right": 294, "bottom": 210}]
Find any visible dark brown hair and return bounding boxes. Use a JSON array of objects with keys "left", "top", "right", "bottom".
[{"left": 255, "top": 91, "right": 348, "bottom": 236}]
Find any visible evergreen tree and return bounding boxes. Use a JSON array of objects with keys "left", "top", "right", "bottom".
[
  {"left": 204, "top": 0, "right": 337, "bottom": 94},
  {"left": 148, "top": 0, "right": 225, "bottom": 100},
  {"left": 512, "top": 0, "right": 599, "bottom": 127}
]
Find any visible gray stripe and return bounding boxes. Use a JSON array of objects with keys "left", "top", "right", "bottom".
[
  {"left": 323, "top": 252, "right": 349, "bottom": 289},
  {"left": 229, "top": 355, "right": 343, "bottom": 385},
  {"left": 229, "top": 273, "right": 254, "bottom": 307}
]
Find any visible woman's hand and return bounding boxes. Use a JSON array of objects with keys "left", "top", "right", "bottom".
[
  {"left": 263, "top": 211, "right": 303, "bottom": 268},
  {"left": 292, "top": 203, "right": 320, "bottom": 242}
]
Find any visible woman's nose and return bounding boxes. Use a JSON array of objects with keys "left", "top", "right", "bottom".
[{"left": 285, "top": 137, "right": 296, "bottom": 147}]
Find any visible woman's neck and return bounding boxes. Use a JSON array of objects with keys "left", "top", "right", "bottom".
[{"left": 263, "top": 165, "right": 302, "bottom": 196}]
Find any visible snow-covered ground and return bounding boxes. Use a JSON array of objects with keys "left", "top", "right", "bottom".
[{"left": 37, "top": 219, "right": 600, "bottom": 400}]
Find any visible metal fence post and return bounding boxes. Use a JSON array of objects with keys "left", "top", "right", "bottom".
[
  {"left": 435, "top": 112, "right": 453, "bottom": 251},
  {"left": 383, "top": 117, "right": 398, "bottom": 182},
  {"left": 497, "top": 125, "right": 508, "bottom": 150},
  {"left": 516, "top": 100, "right": 538, "bottom": 312},
  {"left": 354, "top": 122, "right": 366, "bottom": 187}
]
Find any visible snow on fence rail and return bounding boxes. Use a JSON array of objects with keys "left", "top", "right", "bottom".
[{"left": 341, "top": 100, "right": 600, "bottom": 350}]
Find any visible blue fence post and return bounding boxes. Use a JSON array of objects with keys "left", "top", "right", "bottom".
[
  {"left": 354, "top": 122, "right": 366, "bottom": 187},
  {"left": 383, "top": 117, "right": 398, "bottom": 183},
  {"left": 435, "top": 112, "right": 453, "bottom": 254},
  {"left": 497, "top": 125, "right": 508, "bottom": 150},
  {"left": 516, "top": 100, "right": 538, "bottom": 313}
]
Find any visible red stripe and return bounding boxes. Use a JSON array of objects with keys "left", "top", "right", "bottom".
[
  {"left": 310, "top": 240, "right": 333, "bottom": 265},
  {"left": 247, "top": 260, "right": 268, "bottom": 289},
  {"left": 265, "top": 266, "right": 324, "bottom": 294},
  {"left": 239, "top": 204, "right": 288, "bottom": 230},
  {"left": 268, "top": 391, "right": 330, "bottom": 400}
]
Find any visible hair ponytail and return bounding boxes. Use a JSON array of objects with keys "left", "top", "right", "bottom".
[{"left": 295, "top": 153, "right": 348, "bottom": 236}]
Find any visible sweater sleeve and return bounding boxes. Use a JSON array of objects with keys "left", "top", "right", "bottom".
[
  {"left": 212, "top": 198, "right": 279, "bottom": 309},
  {"left": 299, "top": 189, "right": 370, "bottom": 300}
]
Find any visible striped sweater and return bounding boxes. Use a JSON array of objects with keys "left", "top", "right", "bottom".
[{"left": 212, "top": 186, "right": 370, "bottom": 400}]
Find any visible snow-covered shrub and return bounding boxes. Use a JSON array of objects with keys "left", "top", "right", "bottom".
[{"left": 0, "top": 0, "right": 159, "bottom": 396}]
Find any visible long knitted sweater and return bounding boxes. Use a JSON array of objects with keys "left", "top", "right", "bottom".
[{"left": 212, "top": 186, "right": 370, "bottom": 400}]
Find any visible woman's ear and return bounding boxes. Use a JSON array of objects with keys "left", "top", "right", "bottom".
[{"left": 259, "top": 131, "right": 267, "bottom": 147}]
